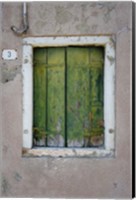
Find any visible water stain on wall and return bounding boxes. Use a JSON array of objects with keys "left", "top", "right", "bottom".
[
  {"left": 1, "top": 63, "right": 21, "bottom": 83},
  {"left": 1, "top": 177, "right": 10, "bottom": 195}
]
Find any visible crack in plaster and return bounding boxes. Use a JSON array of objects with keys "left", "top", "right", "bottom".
[{"left": 117, "top": 26, "right": 131, "bottom": 36}]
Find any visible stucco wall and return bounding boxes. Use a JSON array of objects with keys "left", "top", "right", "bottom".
[{"left": 0, "top": 2, "right": 132, "bottom": 198}]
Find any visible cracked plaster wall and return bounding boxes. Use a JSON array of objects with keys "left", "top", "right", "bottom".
[{"left": 0, "top": 2, "right": 132, "bottom": 198}]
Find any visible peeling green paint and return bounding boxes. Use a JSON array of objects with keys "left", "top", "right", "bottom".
[{"left": 33, "top": 127, "right": 46, "bottom": 142}]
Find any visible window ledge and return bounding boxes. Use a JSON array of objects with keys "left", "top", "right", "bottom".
[{"left": 22, "top": 147, "right": 115, "bottom": 158}]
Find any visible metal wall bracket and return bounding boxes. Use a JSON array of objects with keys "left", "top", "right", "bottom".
[{"left": 11, "top": 2, "right": 28, "bottom": 35}]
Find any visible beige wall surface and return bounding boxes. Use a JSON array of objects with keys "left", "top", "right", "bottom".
[{"left": 0, "top": 2, "right": 132, "bottom": 198}]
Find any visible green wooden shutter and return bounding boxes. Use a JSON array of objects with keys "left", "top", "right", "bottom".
[
  {"left": 33, "top": 48, "right": 47, "bottom": 145},
  {"left": 67, "top": 47, "right": 104, "bottom": 147},
  {"left": 67, "top": 47, "right": 91, "bottom": 147},
  {"left": 33, "top": 47, "right": 65, "bottom": 147},
  {"left": 33, "top": 46, "right": 104, "bottom": 148},
  {"left": 89, "top": 47, "right": 104, "bottom": 146},
  {"left": 47, "top": 48, "right": 65, "bottom": 147}
]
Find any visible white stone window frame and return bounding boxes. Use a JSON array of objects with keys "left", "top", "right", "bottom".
[{"left": 22, "top": 36, "right": 115, "bottom": 158}]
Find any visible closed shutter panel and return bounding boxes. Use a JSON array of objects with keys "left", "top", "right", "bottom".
[
  {"left": 33, "top": 48, "right": 65, "bottom": 147},
  {"left": 67, "top": 47, "right": 91, "bottom": 147},
  {"left": 33, "top": 46, "right": 104, "bottom": 147},
  {"left": 33, "top": 48, "right": 47, "bottom": 146},
  {"left": 89, "top": 47, "right": 104, "bottom": 146},
  {"left": 47, "top": 48, "right": 65, "bottom": 147}
]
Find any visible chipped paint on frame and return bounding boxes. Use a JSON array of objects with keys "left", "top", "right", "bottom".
[{"left": 22, "top": 36, "right": 115, "bottom": 157}]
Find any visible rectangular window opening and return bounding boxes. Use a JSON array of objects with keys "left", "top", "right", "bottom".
[
  {"left": 33, "top": 46, "right": 105, "bottom": 149},
  {"left": 22, "top": 36, "right": 115, "bottom": 158}
]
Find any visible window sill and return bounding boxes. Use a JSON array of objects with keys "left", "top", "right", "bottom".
[{"left": 22, "top": 147, "right": 115, "bottom": 158}]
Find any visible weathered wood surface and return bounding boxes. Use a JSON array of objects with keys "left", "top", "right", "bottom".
[{"left": 33, "top": 46, "right": 104, "bottom": 147}]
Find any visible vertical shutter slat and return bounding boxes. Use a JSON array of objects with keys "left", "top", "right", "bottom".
[
  {"left": 47, "top": 48, "right": 65, "bottom": 147},
  {"left": 33, "top": 48, "right": 47, "bottom": 146},
  {"left": 90, "top": 47, "right": 104, "bottom": 147},
  {"left": 67, "top": 47, "right": 90, "bottom": 147}
]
